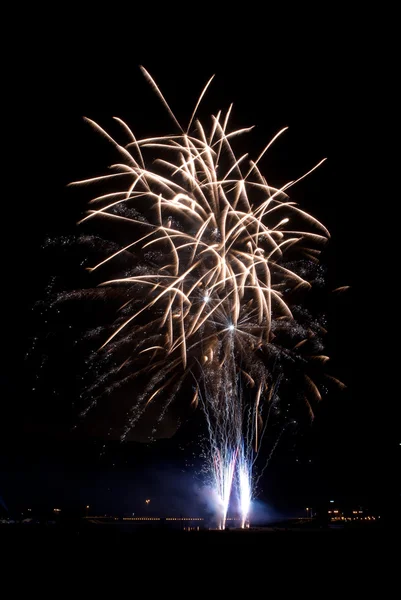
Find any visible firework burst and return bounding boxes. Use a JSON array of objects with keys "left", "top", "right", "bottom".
[{"left": 59, "top": 67, "right": 343, "bottom": 526}]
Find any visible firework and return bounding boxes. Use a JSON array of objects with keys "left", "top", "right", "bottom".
[
  {"left": 65, "top": 67, "right": 341, "bottom": 526},
  {"left": 238, "top": 452, "right": 252, "bottom": 529}
]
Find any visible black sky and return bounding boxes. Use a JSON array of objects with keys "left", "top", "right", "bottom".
[{"left": 1, "top": 23, "right": 392, "bottom": 518}]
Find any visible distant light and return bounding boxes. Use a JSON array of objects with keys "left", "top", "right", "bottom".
[
  {"left": 203, "top": 296, "right": 210, "bottom": 303},
  {"left": 86, "top": 505, "right": 90, "bottom": 509},
  {"left": 228, "top": 324, "right": 235, "bottom": 331},
  {"left": 329, "top": 500, "right": 334, "bottom": 503}
]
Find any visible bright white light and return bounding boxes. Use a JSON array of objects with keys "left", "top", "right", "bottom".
[
  {"left": 203, "top": 296, "right": 210, "bottom": 303},
  {"left": 238, "top": 461, "right": 252, "bottom": 529},
  {"left": 212, "top": 448, "right": 237, "bottom": 530},
  {"left": 228, "top": 324, "right": 235, "bottom": 331}
]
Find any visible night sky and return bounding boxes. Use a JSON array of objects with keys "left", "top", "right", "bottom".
[{"left": 1, "top": 29, "right": 391, "bottom": 521}]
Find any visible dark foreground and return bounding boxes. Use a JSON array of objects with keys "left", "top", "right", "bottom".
[
  {"left": 1, "top": 519, "right": 387, "bottom": 547},
  {"left": 2, "top": 521, "right": 393, "bottom": 584}
]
